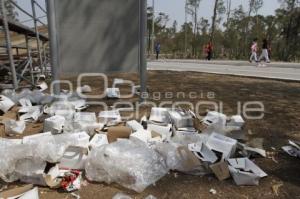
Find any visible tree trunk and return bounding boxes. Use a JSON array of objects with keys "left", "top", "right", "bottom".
[
  {"left": 193, "top": 7, "right": 198, "bottom": 57},
  {"left": 210, "top": 0, "right": 219, "bottom": 42},
  {"left": 284, "top": 0, "right": 296, "bottom": 61},
  {"left": 226, "top": 0, "right": 232, "bottom": 24}
]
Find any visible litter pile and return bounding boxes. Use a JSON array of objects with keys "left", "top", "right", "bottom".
[
  {"left": 0, "top": 80, "right": 282, "bottom": 197},
  {"left": 282, "top": 140, "right": 300, "bottom": 158}
]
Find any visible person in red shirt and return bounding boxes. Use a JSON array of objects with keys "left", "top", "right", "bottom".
[{"left": 206, "top": 42, "right": 213, "bottom": 61}]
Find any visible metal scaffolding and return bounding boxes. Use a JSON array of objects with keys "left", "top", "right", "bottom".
[
  {"left": 0, "top": 0, "right": 49, "bottom": 90},
  {"left": 0, "top": 0, "right": 147, "bottom": 97}
]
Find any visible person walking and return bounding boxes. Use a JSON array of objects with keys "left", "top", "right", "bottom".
[
  {"left": 259, "top": 39, "right": 270, "bottom": 64},
  {"left": 249, "top": 38, "right": 259, "bottom": 65},
  {"left": 155, "top": 42, "right": 161, "bottom": 60},
  {"left": 206, "top": 42, "right": 213, "bottom": 61}
]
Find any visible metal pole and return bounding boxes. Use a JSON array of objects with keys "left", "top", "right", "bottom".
[
  {"left": 31, "top": 0, "right": 44, "bottom": 75},
  {"left": 151, "top": 0, "right": 155, "bottom": 55},
  {"left": 0, "top": 0, "right": 18, "bottom": 89},
  {"left": 7, "top": 0, "right": 46, "bottom": 26},
  {"left": 185, "top": 0, "right": 188, "bottom": 56},
  {"left": 33, "top": 0, "right": 47, "bottom": 14},
  {"left": 46, "top": 0, "right": 60, "bottom": 95},
  {"left": 25, "top": 35, "right": 34, "bottom": 85},
  {"left": 139, "top": 0, "right": 147, "bottom": 102}
]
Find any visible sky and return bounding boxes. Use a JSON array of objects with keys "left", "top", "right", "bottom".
[
  {"left": 148, "top": 0, "right": 281, "bottom": 27},
  {"left": 14, "top": 0, "right": 281, "bottom": 28}
]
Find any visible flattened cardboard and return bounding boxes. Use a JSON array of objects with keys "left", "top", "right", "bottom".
[
  {"left": 0, "top": 184, "right": 34, "bottom": 199},
  {"left": 18, "top": 187, "right": 39, "bottom": 199},
  {"left": 177, "top": 146, "right": 201, "bottom": 171},
  {"left": 107, "top": 126, "right": 131, "bottom": 143},
  {"left": 228, "top": 158, "right": 267, "bottom": 186},
  {"left": 210, "top": 161, "right": 230, "bottom": 181}
]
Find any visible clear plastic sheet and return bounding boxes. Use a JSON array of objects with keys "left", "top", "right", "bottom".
[{"left": 85, "top": 139, "right": 168, "bottom": 192}]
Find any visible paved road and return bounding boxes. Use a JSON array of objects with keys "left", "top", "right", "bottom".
[{"left": 148, "top": 60, "right": 300, "bottom": 81}]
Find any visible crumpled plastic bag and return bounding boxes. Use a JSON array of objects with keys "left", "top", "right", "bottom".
[
  {"left": 1, "top": 89, "right": 53, "bottom": 105},
  {"left": 0, "top": 133, "right": 89, "bottom": 182},
  {"left": 153, "top": 142, "right": 209, "bottom": 176},
  {"left": 0, "top": 143, "right": 45, "bottom": 182},
  {"left": 85, "top": 139, "right": 168, "bottom": 192}
]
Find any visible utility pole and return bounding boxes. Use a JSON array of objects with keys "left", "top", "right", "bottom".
[
  {"left": 46, "top": 0, "right": 60, "bottom": 95},
  {"left": 151, "top": 0, "right": 155, "bottom": 55},
  {"left": 139, "top": 0, "right": 147, "bottom": 102},
  {"left": 185, "top": 0, "right": 187, "bottom": 56},
  {"left": 31, "top": 0, "right": 44, "bottom": 74}
]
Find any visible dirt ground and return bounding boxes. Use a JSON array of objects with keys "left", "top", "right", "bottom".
[{"left": 1, "top": 70, "right": 300, "bottom": 199}]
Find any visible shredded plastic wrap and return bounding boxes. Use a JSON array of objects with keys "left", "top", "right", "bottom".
[
  {"left": 0, "top": 132, "right": 89, "bottom": 182},
  {"left": 0, "top": 143, "right": 44, "bottom": 182},
  {"left": 1, "top": 89, "right": 53, "bottom": 105},
  {"left": 153, "top": 142, "right": 209, "bottom": 175},
  {"left": 85, "top": 139, "right": 168, "bottom": 192},
  {"left": 112, "top": 193, "right": 133, "bottom": 199}
]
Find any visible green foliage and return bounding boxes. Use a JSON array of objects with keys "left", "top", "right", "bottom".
[{"left": 147, "top": 0, "right": 300, "bottom": 62}]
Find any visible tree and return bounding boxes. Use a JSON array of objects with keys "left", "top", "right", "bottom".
[
  {"left": 226, "top": 0, "right": 232, "bottom": 23},
  {"left": 186, "top": 0, "right": 202, "bottom": 57},
  {"left": 0, "top": 0, "right": 18, "bottom": 21},
  {"left": 277, "top": 0, "right": 300, "bottom": 61},
  {"left": 210, "top": 0, "right": 225, "bottom": 42}
]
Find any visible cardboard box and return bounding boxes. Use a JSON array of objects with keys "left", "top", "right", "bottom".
[
  {"left": 210, "top": 161, "right": 230, "bottom": 181},
  {"left": 59, "top": 146, "right": 88, "bottom": 170},
  {"left": 206, "top": 132, "right": 237, "bottom": 160},
  {"left": 107, "top": 126, "right": 132, "bottom": 143},
  {"left": 89, "top": 134, "right": 109, "bottom": 148}
]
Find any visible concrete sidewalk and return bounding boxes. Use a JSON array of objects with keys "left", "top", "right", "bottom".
[{"left": 148, "top": 60, "right": 300, "bottom": 81}]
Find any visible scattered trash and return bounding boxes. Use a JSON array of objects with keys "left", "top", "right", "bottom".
[
  {"left": 168, "top": 109, "right": 194, "bottom": 129},
  {"left": 238, "top": 142, "right": 266, "bottom": 158},
  {"left": 188, "top": 142, "right": 218, "bottom": 163},
  {"left": 202, "top": 111, "right": 227, "bottom": 134},
  {"left": 206, "top": 132, "right": 237, "bottom": 160},
  {"left": 44, "top": 115, "right": 65, "bottom": 134},
  {"left": 0, "top": 95, "right": 272, "bottom": 194},
  {"left": 209, "top": 188, "right": 217, "bottom": 195},
  {"left": 77, "top": 85, "right": 92, "bottom": 93},
  {"left": 112, "top": 193, "right": 133, "bottom": 199},
  {"left": 0, "top": 184, "right": 39, "bottom": 199},
  {"left": 3, "top": 119, "right": 26, "bottom": 136},
  {"left": 227, "top": 115, "right": 245, "bottom": 129},
  {"left": 107, "top": 126, "right": 132, "bottom": 143},
  {"left": 272, "top": 183, "right": 283, "bottom": 196},
  {"left": 89, "top": 134, "right": 109, "bottom": 148},
  {"left": 18, "top": 100, "right": 43, "bottom": 122},
  {"left": 37, "top": 82, "right": 48, "bottom": 92},
  {"left": 71, "top": 192, "right": 81, "bottom": 199},
  {"left": 149, "top": 107, "right": 171, "bottom": 124},
  {"left": 85, "top": 139, "right": 168, "bottom": 192},
  {"left": 106, "top": 88, "right": 121, "bottom": 98},
  {"left": 60, "top": 170, "right": 82, "bottom": 192},
  {"left": 228, "top": 158, "right": 267, "bottom": 186},
  {"left": 59, "top": 147, "right": 88, "bottom": 170},
  {"left": 147, "top": 123, "right": 172, "bottom": 141},
  {"left": 282, "top": 140, "right": 300, "bottom": 158},
  {"left": 126, "top": 120, "right": 144, "bottom": 131},
  {"left": 98, "top": 110, "right": 122, "bottom": 126},
  {"left": 0, "top": 95, "right": 15, "bottom": 113},
  {"left": 209, "top": 161, "right": 231, "bottom": 181},
  {"left": 144, "top": 195, "right": 157, "bottom": 199}
]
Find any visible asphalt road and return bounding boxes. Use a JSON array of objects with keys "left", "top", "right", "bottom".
[{"left": 148, "top": 60, "right": 300, "bottom": 81}]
